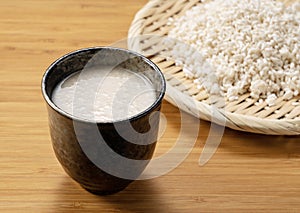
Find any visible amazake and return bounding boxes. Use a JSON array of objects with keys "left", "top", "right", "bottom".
[{"left": 52, "top": 67, "right": 157, "bottom": 122}]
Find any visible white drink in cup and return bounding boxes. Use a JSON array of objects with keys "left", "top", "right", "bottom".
[{"left": 52, "top": 66, "right": 157, "bottom": 122}]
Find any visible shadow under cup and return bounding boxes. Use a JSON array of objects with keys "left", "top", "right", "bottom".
[{"left": 41, "top": 47, "right": 166, "bottom": 195}]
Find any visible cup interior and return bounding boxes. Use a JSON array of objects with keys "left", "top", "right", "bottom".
[{"left": 42, "top": 47, "right": 166, "bottom": 122}]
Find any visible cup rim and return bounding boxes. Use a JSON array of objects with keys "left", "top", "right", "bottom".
[{"left": 41, "top": 46, "right": 166, "bottom": 124}]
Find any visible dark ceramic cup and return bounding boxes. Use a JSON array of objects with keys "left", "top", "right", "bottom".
[{"left": 41, "top": 47, "right": 166, "bottom": 195}]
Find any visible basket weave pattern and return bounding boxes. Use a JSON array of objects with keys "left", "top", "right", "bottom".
[{"left": 128, "top": 0, "right": 300, "bottom": 135}]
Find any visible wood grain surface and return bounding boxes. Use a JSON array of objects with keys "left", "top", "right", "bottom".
[{"left": 1, "top": 0, "right": 300, "bottom": 212}]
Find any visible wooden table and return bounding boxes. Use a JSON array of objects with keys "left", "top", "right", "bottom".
[{"left": 1, "top": 0, "right": 300, "bottom": 212}]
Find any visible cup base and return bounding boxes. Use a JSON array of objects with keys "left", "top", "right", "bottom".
[{"left": 82, "top": 185, "right": 129, "bottom": 196}]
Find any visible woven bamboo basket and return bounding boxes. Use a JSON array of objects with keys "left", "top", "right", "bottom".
[{"left": 128, "top": 0, "right": 300, "bottom": 135}]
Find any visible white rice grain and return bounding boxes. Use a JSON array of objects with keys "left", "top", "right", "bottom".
[{"left": 165, "top": 0, "right": 300, "bottom": 106}]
